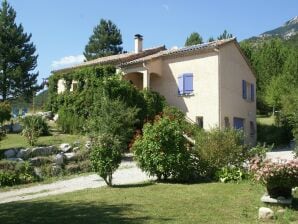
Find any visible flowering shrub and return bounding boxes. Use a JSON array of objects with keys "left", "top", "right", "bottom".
[{"left": 250, "top": 158, "right": 298, "bottom": 197}]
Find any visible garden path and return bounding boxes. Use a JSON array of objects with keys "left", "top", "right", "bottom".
[{"left": 0, "top": 161, "right": 152, "bottom": 204}]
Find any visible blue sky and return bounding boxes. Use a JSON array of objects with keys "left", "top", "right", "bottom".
[{"left": 7, "top": 0, "right": 298, "bottom": 83}]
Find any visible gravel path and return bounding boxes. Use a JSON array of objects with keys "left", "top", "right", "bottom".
[
  {"left": 0, "top": 161, "right": 152, "bottom": 204},
  {"left": 266, "top": 150, "right": 295, "bottom": 162}
]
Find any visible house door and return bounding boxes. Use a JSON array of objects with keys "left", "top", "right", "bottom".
[{"left": 233, "top": 117, "right": 244, "bottom": 130}]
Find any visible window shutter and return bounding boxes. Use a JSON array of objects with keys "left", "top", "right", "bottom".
[
  {"left": 242, "top": 80, "right": 247, "bottom": 99},
  {"left": 183, "top": 73, "right": 193, "bottom": 94},
  {"left": 178, "top": 76, "right": 184, "bottom": 95},
  {"left": 251, "top": 84, "right": 254, "bottom": 101}
]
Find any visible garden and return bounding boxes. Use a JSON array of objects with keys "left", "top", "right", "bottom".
[{"left": 0, "top": 65, "right": 297, "bottom": 222}]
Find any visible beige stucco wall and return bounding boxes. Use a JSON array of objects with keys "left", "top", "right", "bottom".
[
  {"left": 219, "top": 42, "right": 257, "bottom": 145},
  {"left": 150, "top": 51, "right": 220, "bottom": 129}
]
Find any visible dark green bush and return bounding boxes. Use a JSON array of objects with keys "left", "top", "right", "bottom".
[
  {"left": 257, "top": 122, "right": 293, "bottom": 146},
  {"left": 0, "top": 101, "right": 11, "bottom": 124},
  {"left": 0, "top": 170, "right": 19, "bottom": 186},
  {"left": 78, "top": 160, "right": 92, "bottom": 172},
  {"left": 141, "top": 89, "right": 166, "bottom": 121},
  {"left": 65, "top": 163, "right": 81, "bottom": 174},
  {"left": 133, "top": 116, "right": 196, "bottom": 181},
  {"left": 0, "top": 160, "right": 17, "bottom": 171},
  {"left": 195, "top": 128, "right": 247, "bottom": 178}
]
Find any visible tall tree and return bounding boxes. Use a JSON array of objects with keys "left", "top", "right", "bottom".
[
  {"left": 217, "top": 30, "right": 233, "bottom": 40},
  {"left": 185, "top": 32, "right": 203, "bottom": 46},
  {"left": 208, "top": 37, "right": 215, "bottom": 42},
  {"left": 84, "top": 19, "right": 123, "bottom": 60},
  {"left": 0, "top": 0, "right": 39, "bottom": 101}
]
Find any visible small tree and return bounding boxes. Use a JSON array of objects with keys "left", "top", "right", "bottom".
[
  {"left": 185, "top": 32, "right": 203, "bottom": 46},
  {"left": 0, "top": 101, "right": 11, "bottom": 124},
  {"left": 84, "top": 19, "right": 123, "bottom": 60},
  {"left": 217, "top": 30, "right": 233, "bottom": 40}
]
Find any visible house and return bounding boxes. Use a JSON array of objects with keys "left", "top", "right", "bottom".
[{"left": 53, "top": 34, "right": 256, "bottom": 145}]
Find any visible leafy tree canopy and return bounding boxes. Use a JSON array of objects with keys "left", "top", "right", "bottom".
[
  {"left": 84, "top": 19, "right": 123, "bottom": 60},
  {"left": 0, "top": 0, "right": 39, "bottom": 101},
  {"left": 185, "top": 32, "right": 203, "bottom": 46}
]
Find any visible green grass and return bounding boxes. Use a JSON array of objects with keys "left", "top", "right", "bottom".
[
  {"left": 0, "top": 133, "right": 86, "bottom": 150},
  {"left": 257, "top": 115, "right": 275, "bottom": 126},
  {"left": 0, "top": 181, "right": 297, "bottom": 224}
]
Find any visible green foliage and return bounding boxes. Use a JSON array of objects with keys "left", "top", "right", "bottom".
[
  {"left": 0, "top": 0, "right": 39, "bottom": 101},
  {"left": 90, "top": 134, "right": 122, "bottom": 186},
  {"left": 217, "top": 30, "right": 233, "bottom": 40},
  {"left": 215, "top": 167, "right": 246, "bottom": 183},
  {"left": 0, "top": 101, "right": 11, "bottom": 124},
  {"left": 208, "top": 37, "right": 215, "bottom": 42},
  {"left": 248, "top": 144, "right": 272, "bottom": 160},
  {"left": 185, "top": 32, "right": 203, "bottom": 46},
  {"left": 20, "top": 115, "right": 49, "bottom": 146},
  {"left": 256, "top": 122, "right": 293, "bottom": 146},
  {"left": 140, "top": 89, "right": 166, "bottom": 121},
  {"left": 133, "top": 116, "right": 197, "bottom": 181},
  {"left": 84, "top": 19, "right": 122, "bottom": 60},
  {"left": 195, "top": 128, "right": 246, "bottom": 178}
]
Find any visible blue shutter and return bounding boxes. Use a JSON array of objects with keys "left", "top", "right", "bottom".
[
  {"left": 183, "top": 73, "right": 193, "bottom": 94},
  {"left": 178, "top": 76, "right": 184, "bottom": 95},
  {"left": 233, "top": 118, "right": 244, "bottom": 130},
  {"left": 251, "top": 84, "right": 254, "bottom": 101},
  {"left": 242, "top": 80, "right": 247, "bottom": 99}
]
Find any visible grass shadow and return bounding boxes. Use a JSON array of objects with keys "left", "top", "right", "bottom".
[
  {"left": 113, "top": 181, "right": 155, "bottom": 189},
  {"left": 0, "top": 200, "right": 170, "bottom": 224}
]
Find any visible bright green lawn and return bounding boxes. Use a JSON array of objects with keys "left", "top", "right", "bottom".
[
  {"left": 0, "top": 133, "right": 86, "bottom": 150},
  {"left": 0, "top": 182, "right": 297, "bottom": 224},
  {"left": 257, "top": 115, "right": 275, "bottom": 126}
]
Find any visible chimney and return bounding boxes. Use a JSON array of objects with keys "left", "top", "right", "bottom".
[{"left": 134, "top": 34, "right": 143, "bottom": 53}]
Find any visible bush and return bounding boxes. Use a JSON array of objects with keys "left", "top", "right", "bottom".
[
  {"left": 90, "top": 134, "right": 122, "bottom": 186},
  {"left": 20, "top": 115, "right": 50, "bottom": 146},
  {"left": 141, "top": 89, "right": 166, "bottom": 121},
  {"left": 215, "top": 166, "right": 246, "bottom": 183},
  {"left": 195, "top": 128, "right": 247, "bottom": 178},
  {"left": 257, "top": 122, "right": 293, "bottom": 146},
  {"left": 250, "top": 158, "right": 298, "bottom": 198},
  {"left": 57, "top": 106, "right": 85, "bottom": 134},
  {"left": 0, "top": 101, "right": 11, "bottom": 124},
  {"left": 133, "top": 116, "right": 196, "bottom": 181},
  {"left": 248, "top": 144, "right": 272, "bottom": 160},
  {"left": 0, "top": 171, "right": 19, "bottom": 186}
]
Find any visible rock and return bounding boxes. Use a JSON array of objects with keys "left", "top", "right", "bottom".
[
  {"left": 54, "top": 153, "right": 65, "bottom": 166},
  {"left": 258, "top": 207, "right": 274, "bottom": 220},
  {"left": 37, "top": 111, "right": 52, "bottom": 120},
  {"left": 64, "top": 152, "right": 76, "bottom": 161},
  {"left": 11, "top": 123, "right": 22, "bottom": 133},
  {"left": 4, "top": 149, "right": 16, "bottom": 158},
  {"left": 16, "top": 148, "right": 31, "bottom": 159},
  {"left": 29, "top": 157, "right": 52, "bottom": 166},
  {"left": 59, "top": 143, "right": 71, "bottom": 152},
  {"left": 261, "top": 193, "right": 292, "bottom": 205},
  {"left": 34, "top": 167, "right": 43, "bottom": 179},
  {"left": 73, "top": 147, "right": 80, "bottom": 152},
  {"left": 85, "top": 141, "right": 91, "bottom": 150},
  {"left": 7, "top": 158, "right": 23, "bottom": 162},
  {"left": 51, "top": 165, "right": 62, "bottom": 176},
  {"left": 31, "top": 146, "right": 57, "bottom": 157},
  {"left": 53, "top": 114, "right": 59, "bottom": 122}
]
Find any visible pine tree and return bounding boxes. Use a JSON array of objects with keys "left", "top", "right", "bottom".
[
  {"left": 84, "top": 19, "right": 123, "bottom": 60},
  {"left": 0, "top": 0, "right": 39, "bottom": 101},
  {"left": 185, "top": 32, "right": 203, "bottom": 46},
  {"left": 208, "top": 37, "right": 215, "bottom": 42},
  {"left": 217, "top": 30, "right": 233, "bottom": 40}
]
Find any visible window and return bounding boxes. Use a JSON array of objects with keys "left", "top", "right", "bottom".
[
  {"left": 233, "top": 117, "right": 244, "bottom": 130},
  {"left": 242, "top": 80, "right": 255, "bottom": 102},
  {"left": 224, "top": 117, "right": 230, "bottom": 128},
  {"left": 196, "top": 116, "right": 203, "bottom": 128},
  {"left": 178, "top": 73, "right": 193, "bottom": 95},
  {"left": 250, "top": 121, "right": 255, "bottom": 136}
]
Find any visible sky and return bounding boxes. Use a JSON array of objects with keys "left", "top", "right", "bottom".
[{"left": 7, "top": 0, "right": 298, "bottom": 84}]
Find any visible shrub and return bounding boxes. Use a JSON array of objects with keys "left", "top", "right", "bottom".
[
  {"left": 0, "top": 101, "right": 11, "bottom": 124},
  {"left": 195, "top": 128, "right": 247, "bottom": 178},
  {"left": 0, "top": 170, "right": 19, "bottom": 186},
  {"left": 215, "top": 166, "right": 246, "bottom": 183},
  {"left": 141, "top": 89, "right": 166, "bottom": 121},
  {"left": 20, "top": 115, "right": 50, "bottom": 146},
  {"left": 248, "top": 144, "right": 272, "bottom": 160},
  {"left": 133, "top": 116, "right": 196, "bottom": 181},
  {"left": 57, "top": 106, "right": 85, "bottom": 134},
  {"left": 250, "top": 158, "right": 298, "bottom": 198},
  {"left": 90, "top": 134, "right": 122, "bottom": 186}
]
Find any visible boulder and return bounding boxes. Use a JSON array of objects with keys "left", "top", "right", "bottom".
[
  {"left": 73, "top": 147, "right": 80, "bottom": 152},
  {"left": 60, "top": 143, "right": 71, "bottom": 152},
  {"left": 34, "top": 167, "right": 43, "bottom": 179},
  {"left": 85, "top": 141, "right": 92, "bottom": 150},
  {"left": 4, "top": 149, "right": 16, "bottom": 158},
  {"left": 16, "top": 148, "right": 31, "bottom": 159},
  {"left": 7, "top": 158, "right": 23, "bottom": 162},
  {"left": 29, "top": 157, "right": 52, "bottom": 166},
  {"left": 54, "top": 153, "right": 65, "bottom": 166},
  {"left": 31, "top": 146, "right": 57, "bottom": 157},
  {"left": 258, "top": 207, "right": 274, "bottom": 220},
  {"left": 53, "top": 114, "right": 59, "bottom": 122},
  {"left": 64, "top": 152, "right": 76, "bottom": 161},
  {"left": 12, "top": 123, "right": 22, "bottom": 133}
]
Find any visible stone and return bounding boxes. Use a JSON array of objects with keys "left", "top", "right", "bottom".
[
  {"left": 59, "top": 143, "right": 72, "bottom": 152},
  {"left": 34, "top": 167, "right": 43, "bottom": 179},
  {"left": 258, "top": 207, "right": 274, "bottom": 220},
  {"left": 53, "top": 114, "right": 59, "bottom": 122},
  {"left": 85, "top": 141, "right": 91, "bottom": 150},
  {"left": 64, "top": 152, "right": 76, "bottom": 161},
  {"left": 37, "top": 111, "right": 52, "bottom": 120},
  {"left": 31, "top": 146, "right": 57, "bottom": 157},
  {"left": 29, "top": 157, "right": 52, "bottom": 166},
  {"left": 7, "top": 158, "right": 23, "bottom": 162},
  {"left": 51, "top": 165, "right": 62, "bottom": 176},
  {"left": 4, "top": 149, "right": 16, "bottom": 158},
  {"left": 16, "top": 148, "right": 31, "bottom": 159},
  {"left": 261, "top": 193, "right": 292, "bottom": 205},
  {"left": 11, "top": 123, "right": 22, "bottom": 133},
  {"left": 54, "top": 153, "right": 65, "bottom": 166},
  {"left": 73, "top": 147, "right": 80, "bottom": 152}
]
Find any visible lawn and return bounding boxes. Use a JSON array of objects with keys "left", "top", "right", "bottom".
[
  {"left": 257, "top": 115, "right": 275, "bottom": 125},
  {"left": 0, "top": 182, "right": 297, "bottom": 224},
  {"left": 0, "top": 133, "right": 86, "bottom": 151}
]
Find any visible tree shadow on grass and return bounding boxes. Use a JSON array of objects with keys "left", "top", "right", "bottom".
[
  {"left": 113, "top": 182, "right": 155, "bottom": 189},
  {"left": 0, "top": 200, "right": 170, "bottom": 224}
]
